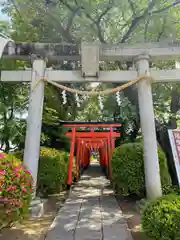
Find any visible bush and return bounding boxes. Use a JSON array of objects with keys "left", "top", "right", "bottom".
[
  {"left": 163, "top": 185, "right": 180, "bottom": 196},
  {"left": 141, "top": 194, "right": 180, "bottom": 240},
  {"left": 13, "top": 147, "right": 71, "bottom": 196},
  {"left": 172, "top": 186, "right": 180, "bottom": 195},
  {"left": 111, "top": 142, "right": 171, "bottom": 197},
  {"left": 37, "top": 147, "right": 69, "bottom": 196},
  {"left": 0, "top": 152, "right": 32, "bottom": 229}
]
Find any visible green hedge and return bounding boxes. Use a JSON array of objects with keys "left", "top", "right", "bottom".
[
  {"left": 13, "top": 147, "right": 71, "bottom": 196},
  {"left": 163, "top": 185, "right": 180, "bottom": 196},
  {"left": 141, "top": 194, "right": 180, "bottom": 240},
  {"left": 111, "top": 142, "right": 171, "bottom": 197},
  {"left": 37, "top": 148, "right": 69, "bottom": 196}
]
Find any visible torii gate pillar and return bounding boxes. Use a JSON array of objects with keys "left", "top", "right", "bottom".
[
  {"left": 23, "top": 59, "right": 46, "bottom": 198},
  {"left": 135, "top": 55, "right": 162, "bottom": 199}
]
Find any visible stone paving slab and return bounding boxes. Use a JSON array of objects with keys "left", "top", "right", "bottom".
[
  {"left": 75, "top": 202, "right": 102, "bottom": 239},
  {"left": 45, "top": 161, "right": 133, "bottom": 240},
  {"left": 101, "top": 188, "right": 132, "bottom": 240},
  {"left": 45, "top": 191, "right": 82, "bottom": 240}
]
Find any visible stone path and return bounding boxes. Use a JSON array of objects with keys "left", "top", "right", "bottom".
[{"left": 45, "top": 161, "right": 133, "bottom": 240}]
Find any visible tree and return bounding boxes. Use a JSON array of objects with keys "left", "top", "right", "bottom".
[
  {"left": 0, "top": 59, "right": 28, "bottom": 152},
  {"left": 0, "top": 20, "right": 11, "bottom": 38},
  {"left": 4, "top": 0, "right": 180, "bottom": 43}
]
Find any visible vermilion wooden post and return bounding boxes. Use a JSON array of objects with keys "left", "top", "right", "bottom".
[
  {"left": 76, "top": 140, "right": 81, "bottom": 179},
  {"left": 104, "top": 144, "right": 107, "bottom": 166},
  {"left": 100, "top": 147, "right": 103, "bottom": 166},
  {"left": 101, "top": 145, "right": 104, "bottom": 167},
  {"left": 84, "top": 145, "right": 87, "bottom": 168},
  {"left": 88, "top": 148, "right": 90, "bottom": 166},
  {"left": 79, "top": 143, "right": 82, "bottom": 168},
  {"left": 101, "top": 146, "right": 105, "bottom": 167},
  {"left": 106, "top": 141, "right": 109, "bottom": 164},
  {"left": 102, "top": 146, "right": 105, "bottom": 168},
  {"left": 99, "top": 148, "right": 102, "bottom": 166},
  {"left": 107, "top": 142, "right": 110, "bottom": 177},
  {"left": 104, "top": 141, "right": 108, "bottom": 177},
  {"left": 84, "top": 147, "right": 88, "bottom": 167},
  {"left": 87, "top": 148, "right": 90, "bottom": 167},
  {"left": 86, "top": 148, "right": 89, "bottom": 167},
  {"left": 109, "top": 127, "right": 114, "bottom": 179},
  {"left": 107, "top": 137, "right": 112, "bottom": 179},
  {"left": 82, "top": 143, "right": 85, "bottom": 168},
  {"left": 85, "top": 147, "right": 88, "bottom": 168},
  {"left": 67, "top": 127, "right": 76, "bottom": 186},
  {"left": 78, "top": 142, "right": 82, "bottom": 174},
  {"left": 112, "top": 138, "right": 115, "bottom": 151},
  {"left": 82, "top": 144, "right": 85, "bottom": 169},
  {"left": 110, "top": 127, "right": 113, "bottom": 147},
  {"left": 80, "top": 142, "right": 83, "bottom": 167}
]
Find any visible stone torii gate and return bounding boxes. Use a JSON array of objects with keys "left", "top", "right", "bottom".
[{"left": 1, "top": 37, "right": 180, "bottom": 200}]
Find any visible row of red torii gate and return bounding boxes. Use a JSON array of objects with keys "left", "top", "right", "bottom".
[{"left": 63, "top": 122, "right": 120, "bottom": 186}]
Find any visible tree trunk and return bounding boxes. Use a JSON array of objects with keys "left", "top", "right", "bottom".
[{"left": 4, "top": 139, "right": 10, "bottom": 153}]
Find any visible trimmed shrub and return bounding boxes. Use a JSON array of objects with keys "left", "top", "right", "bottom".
[
  {"left": 141, "top": 194, "right": 180, "bottom": 240},
  {"left": 111, "top": 142, "right": 171, "bottom": 197},
  {"left": 163, "top": 185, "right": 180, "bottom": 196},
  {"left": 37, "top": 147, "right": 69, "bottom": 196},
  {"left": 171, "top": 185, "right": 180, "bottom": 195},
  {"left": 13, "top": 147, "right": 72, "bottom": 196},
  {"left": 0, "top": 152, "right": 32, "bottom": 229}
]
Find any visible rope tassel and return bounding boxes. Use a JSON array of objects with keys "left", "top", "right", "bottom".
[
  {"left": 98, "top": 95, "right": 104, "bottom": 110},
  {"left": 116, "top": 91, "right": 121, "bottom": 106},
  {"left": 62, "top": 90, "right": 67, "bottom": 104},
  {"left": 75, "top": 93, "right": 81, "bottom": 108}
]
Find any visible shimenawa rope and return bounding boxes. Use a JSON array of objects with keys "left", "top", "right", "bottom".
[{"left": 32, "top": 74, "right": 152, "bottom": 96}]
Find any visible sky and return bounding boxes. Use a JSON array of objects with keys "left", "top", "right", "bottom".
[{"left": 0, "top": 3, "right": 9, "bottom": 21}]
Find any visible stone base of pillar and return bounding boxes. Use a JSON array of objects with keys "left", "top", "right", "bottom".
[{"left": 29, "top": 198, "right": 47, "bottom": 218}]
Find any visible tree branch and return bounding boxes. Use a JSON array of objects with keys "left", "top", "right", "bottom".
[
  {"left": 66, "top": 6, "right": 81, "bottom": 32},
  {"left": 9, "top": 105, "right": 14, "bottom": 121},
  {"left": 59, "top": 0, "right": 114, "bottom": 43},
  {"left": 121, "top": 0, "right": 156, "bottom": 43},
  {"left": 96, "top": 24, "right": 106, "bottom": 43},
  {"left": 97, "top": 0, "right": 114, "bottom": 23},
  {"left": 144, "top": 17, "right": 150, "bottom": 42},
  {"left": 74, "top": 8, "right": 106, "bottom": 42},
  {"left": 11, "top": 0, "right": 23, "bottom": 22},
  {"left": 32, "top": 0, "right": 74, "bottom": 42},
  {"left": 89, "top": 0, "right": 114, "bottom": 42},
  {"left": 156, "top": 16, "right": 167, "bottom": 41},
  {"left": 58, "top": 0, "right": 74, "bottom": 11},
  {"left": 152, "top": 0, "right": 180, "bottom": 14},
  {"left": 127, "top": 0, "right": 136, "bottom": 17}
]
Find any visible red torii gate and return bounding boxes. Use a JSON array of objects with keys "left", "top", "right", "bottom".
[{"left": 64, "top": 122, "right": 121, "bottom": 186}]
